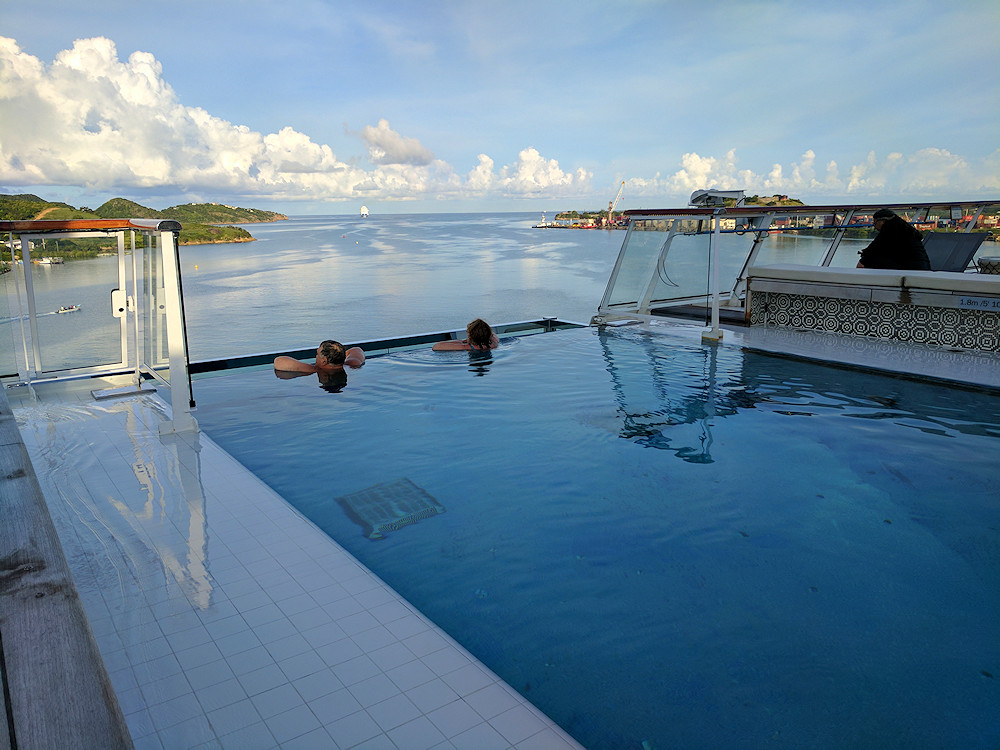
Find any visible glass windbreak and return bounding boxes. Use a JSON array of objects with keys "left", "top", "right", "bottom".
[
  {"left": 2, "top": 233, "right": 126, "bottom": 376},
  {"left": 0, "top": 241, "right": 19, "bottom": 376},
  {"left": 142, "top": 232, "right": 172, "bottom": 384},
  {"left": 605, "top": 218, "right": 747, "bottom": 311}
]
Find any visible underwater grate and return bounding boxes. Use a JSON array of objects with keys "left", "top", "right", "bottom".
[{"left": 334, "top": 477, "right": 445, "bottom": 540}]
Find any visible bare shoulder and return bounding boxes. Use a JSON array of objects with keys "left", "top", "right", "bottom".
[{"left": 345, "top": 347, "right": 366, "bottom": 366}]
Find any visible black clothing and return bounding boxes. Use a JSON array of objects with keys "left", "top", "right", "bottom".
[{"left": 859, "top": 217, "right": 931, "bottom": 270}]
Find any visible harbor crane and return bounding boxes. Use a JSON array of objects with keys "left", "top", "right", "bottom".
[{"left": 607, "top": 180, "right": 625, "bottom": 227}]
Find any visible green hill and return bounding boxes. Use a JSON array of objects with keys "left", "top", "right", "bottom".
[
  {"left": 94, "top": 198, "right": 162, "bottom": 220},
  {"left": 0, "top": 194, "right": 287, "bottom": 246},
  {"left": 160, "top": 203, "right": 287, "bottom": 224}
]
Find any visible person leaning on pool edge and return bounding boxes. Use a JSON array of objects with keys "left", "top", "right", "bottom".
[
  {"left": 857, "top": 208, "right": 931, "bottom": 271},
  {"left": 273, "top": 339, "right": 365, "bottom": 374},
  {"left": 432, "top": 318, "right": 499, "bottom": 351}
]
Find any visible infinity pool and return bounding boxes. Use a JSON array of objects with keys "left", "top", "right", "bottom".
[{"left": 193, "top": 325, "right": 1000, "bottom": 749}]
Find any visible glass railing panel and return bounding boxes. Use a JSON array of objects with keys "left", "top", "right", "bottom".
[
  {"left": 646, "top": 231, "right": 713, "bottom": 305},
  {"left": 29, "top": 253, "right": 124, "bottom": 373},
  {"left": 0, "top": 253, "right": 19, "bottom": 376},
  {"left": 142, "top": 233, "right": 172, "bottom": 385},
  {"left": 605, "top": 219, "right": 671, "bottom": 307}
]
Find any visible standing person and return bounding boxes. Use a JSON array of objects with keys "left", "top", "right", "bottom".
[
  {"left": 432, "top": 318, "right": 499, "bottom": 351},
  {"left": 857, "top": 209, "right": 931, "bottom": 270}
]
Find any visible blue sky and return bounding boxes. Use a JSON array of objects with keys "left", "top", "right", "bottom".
[{"left": 1, "top": 0, "right": 998, "bottom": 214}]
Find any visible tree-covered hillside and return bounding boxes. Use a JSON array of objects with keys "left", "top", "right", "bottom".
[
  {"left": 158, "top": 203, "right": 286, "bottom": 224},
  {"left": 0, "top": 194, "right": 288, "bottom": 247}
]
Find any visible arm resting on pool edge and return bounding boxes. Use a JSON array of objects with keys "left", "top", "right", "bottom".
[
  {"left": 274, "top": 347, "right": 365, "bottom": 372},
  {"left": 273, "top": 355, "right": 319, "bottom": 373},
  {"left": 432, "top": 335, "right": 499, "bottom": 352}
]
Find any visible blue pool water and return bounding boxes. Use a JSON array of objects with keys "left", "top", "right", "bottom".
[{"left": 193, "top": 326, "right": 1000, "bottom": 749}]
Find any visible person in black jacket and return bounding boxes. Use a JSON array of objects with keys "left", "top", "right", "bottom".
[{"left": 857, "top": 209, "right": 931, "bottom": 270}]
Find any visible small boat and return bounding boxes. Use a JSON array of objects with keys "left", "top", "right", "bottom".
[
  {"left": 57, "top": 305, "right": 81, "bottom": 314},
  {"left": 37, "top": 256, "right": 65, "bottom": 265}
]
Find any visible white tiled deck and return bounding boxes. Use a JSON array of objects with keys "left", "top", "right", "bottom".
[{"left": 7, "top": 376, "right": 582, "bottom": 750}]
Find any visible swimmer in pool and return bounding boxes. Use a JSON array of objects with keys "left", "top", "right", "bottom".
[
  {"left": 432, "top": 318, "right": 499, "bottom": 351},
  {"left": 274, "top": 340, "right": 365, "bottom": 375}
]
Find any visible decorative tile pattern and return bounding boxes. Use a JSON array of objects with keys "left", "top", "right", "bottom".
[{"left": 750, "top": 291, "right": 1000, "bottom": 351}]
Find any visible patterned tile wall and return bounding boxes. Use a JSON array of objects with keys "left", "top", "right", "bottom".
[{"left": 749, "top": 291, "right": 1000, "bottom": 351}]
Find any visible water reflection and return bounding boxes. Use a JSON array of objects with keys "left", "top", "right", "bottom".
[
  {"left": 274, "top": 367, "right": 351, "bottom": 392},
  {"left": 597, "top": 328, "right": 763, "bottom": 463},
  {"left": 468, "top": 348, "right": 493, "bottom": 376}
]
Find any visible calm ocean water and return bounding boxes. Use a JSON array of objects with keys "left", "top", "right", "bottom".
[{"left": 180, "top": 212, "right": 622, "bottom": 360}]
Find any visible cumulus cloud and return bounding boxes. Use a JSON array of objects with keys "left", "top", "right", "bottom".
[
  {"left": 626, "top": 148, "right": 999, "bottom": 201},
  {"left": 464, "top": 148, "right": 591, "bottom": 196},
  {"left": 0, "top": 37, "right": 580, "bottom": 203},
  {"left": 360, "top": 119, "right": 434, "bottom": 166}
]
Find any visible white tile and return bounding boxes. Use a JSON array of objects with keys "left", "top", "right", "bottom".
[
  {"left": 280, "top": 727, "right": 336, "bottom": 750},
  {"left": 331, "top": 655, "right": 381, "bottom": 687},
  {"left": 439, "top": 664, "right": 494, "bottom": 698},
  {"left": 449, "top": 722, "right": 511, "bottom": 750},
  {"left": 277, "top": 651, "right": 325, "bottom": 681},
  {"left": 367, "top": 693, "right": 422, "bottom": 732},
  {"left": 292, "top": 668, "right": 343, "bottom": 702},
  {"left": 206, "top": 699, "right": 263, "bottom": 737},
  {"left": 150, "top": 692, "right": 204, "bottom": 731},
  {"left": 237, "top": 663, "right": 288, "bottom": 697},
  {"left": 422, "top": 648, "right": 471, "bottom": 678},
  {"left": 308, "top": 687, "right": 363, "bottom": 724},
  {"left": 139, "top": 672, "right": 192, "bottom": 706},
  {"left": 402, "top": 679, "right": 459, "bottom": 714},
  {"left": 427, "top": 699, "right": 484, "bottom": 739},
  {"left": 264, "top": 703, "right": 322, "bottom": 744},
  {"left": 215, "top": 628, "right": 263, "bottom": 658},
  {"left": 348, "top": 673, "right": 399, "bottom": 708},
  {"left": 263, "top": 632, "right": 311, "bottom": 662},
  {"left": 228, "top": 645, "right": 275, "bottom": 676},
  {"left": 185, "top": 659, "right": 237, "bottom": 691},
  {"left": 194, "top": 678, "right": 248, "bottom": 713},
  {"left": 489, "top": 704, "right": 547, "bottom": 746},
  {"left": 316, "top": 638, "right": 363, "bottom": 667},
  {"left": 249, "top": 683, "right": 305, "bottom": 720},
  {"left": 175, "top": 642, "right": 225, "bottom": 671},
  {"left": 325, "top": 709, "right": 382, "bottom": 748},
  {"left": 464, "top": 683, "right": 521, "bottom": 721},
  {"left": 516, "top": 727, "right": 581, "bottom": 750},
  {"left": 388, "top": 716, "right": 448, "bottom": 750},
  {"left": 217, "top": 720, "right": 276, "bottom": 750}
]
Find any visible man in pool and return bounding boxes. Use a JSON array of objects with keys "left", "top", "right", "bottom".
[
  {"left": 432, "top": 318, "right": 499, "bottom": 351},
  {"left": 273, "top": 340, "right": 365, "bottom": 374}
]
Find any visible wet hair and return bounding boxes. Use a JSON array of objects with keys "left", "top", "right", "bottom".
[
  {"left": 318, "top": 340, "right": 346, "bottom": 366},
  {"left": 466, "top": 318, "right": 494, "bottom": 349},
  {"left": 873, "top": 209, "right": 896, "bottom": 221}
]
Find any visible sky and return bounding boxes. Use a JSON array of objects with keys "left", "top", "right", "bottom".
[{"left": 1, "top": 0, "right": 998, "bottom": 215}]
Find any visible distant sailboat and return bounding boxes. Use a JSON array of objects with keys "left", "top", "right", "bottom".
[{"left": 360, "top": 206, "right": 369, "bottom": 218}]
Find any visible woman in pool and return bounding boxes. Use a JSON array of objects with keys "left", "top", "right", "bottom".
[{"left": 432, "top": 318, "right": 499, "bottom": 351}]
